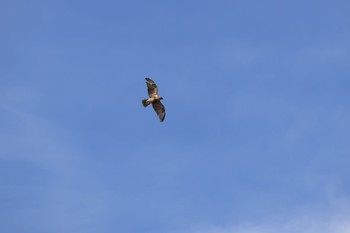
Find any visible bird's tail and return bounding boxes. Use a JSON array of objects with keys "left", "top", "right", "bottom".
[{"left": 142, "top": 99, "right": 151, "bottom": 107}]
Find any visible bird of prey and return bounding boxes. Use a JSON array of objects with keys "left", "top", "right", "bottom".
[{"left": 142, "top": 77, "right": 166, "bottom": 122}]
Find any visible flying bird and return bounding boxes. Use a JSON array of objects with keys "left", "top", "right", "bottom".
[{"left": 142, "top": 77, "right": 166, "bottom": 122}]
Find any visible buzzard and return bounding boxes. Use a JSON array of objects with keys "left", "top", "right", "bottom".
[{"left": 142, "top": 77, "right": 166, "bottom": 122}]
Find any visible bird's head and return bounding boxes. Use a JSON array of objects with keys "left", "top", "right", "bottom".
[{"left": 159, "top": 96, "right": 164, "bottom": 100}]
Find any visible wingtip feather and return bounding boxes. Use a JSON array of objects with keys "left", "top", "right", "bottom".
[{"left": 159, "top": 113, "right": 166, "bottom": 122}]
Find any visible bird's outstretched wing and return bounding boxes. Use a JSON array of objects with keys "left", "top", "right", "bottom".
[
  {"left": 145, "top": 77, "right": 158, "bottom": 97},
  {"left": 152, "top": 100, "right": 166, "bottom": 122}
]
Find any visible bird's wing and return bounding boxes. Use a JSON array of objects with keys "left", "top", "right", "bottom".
[
  {"left": 152, "top": 100, "right": 166, "bottom": 122},
  {"left": 145, "top": 77, "right": 158, "bottom": 97}
]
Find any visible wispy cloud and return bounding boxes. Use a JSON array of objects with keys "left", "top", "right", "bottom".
[
  {"left": 0, "top": 86, "right": 112, "bottom": 233},
  {"left": 0, "top": 86, "right": 79, "bottom": 174},
  {"left": 180, "top": 204, "right": 350, "bottom": 233}
]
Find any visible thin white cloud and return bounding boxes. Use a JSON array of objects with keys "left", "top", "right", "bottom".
[
  {"left": 0, "top": 86, "right": 111, "bottom": 232},
  {"left": 212, "top": 39, "right": 350, "bottom": 73},
  {"left": 181, "top": 207, "right": 350, "bottom": 233},
  {"left": 0, "top": 86, "right": 78, "bottom": 174}
]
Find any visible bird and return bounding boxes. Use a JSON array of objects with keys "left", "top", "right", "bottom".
[{"left": 142, "top": 77, "right": 166, "bottom": 122}]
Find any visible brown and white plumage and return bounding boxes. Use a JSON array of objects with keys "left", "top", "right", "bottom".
[{"left": 142, "top": 77, "right": 166, "bottom": 122}]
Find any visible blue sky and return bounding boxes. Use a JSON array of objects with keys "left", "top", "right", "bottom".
[{"left": 1, "top": 0, "right": 350, "bottom": 232}]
